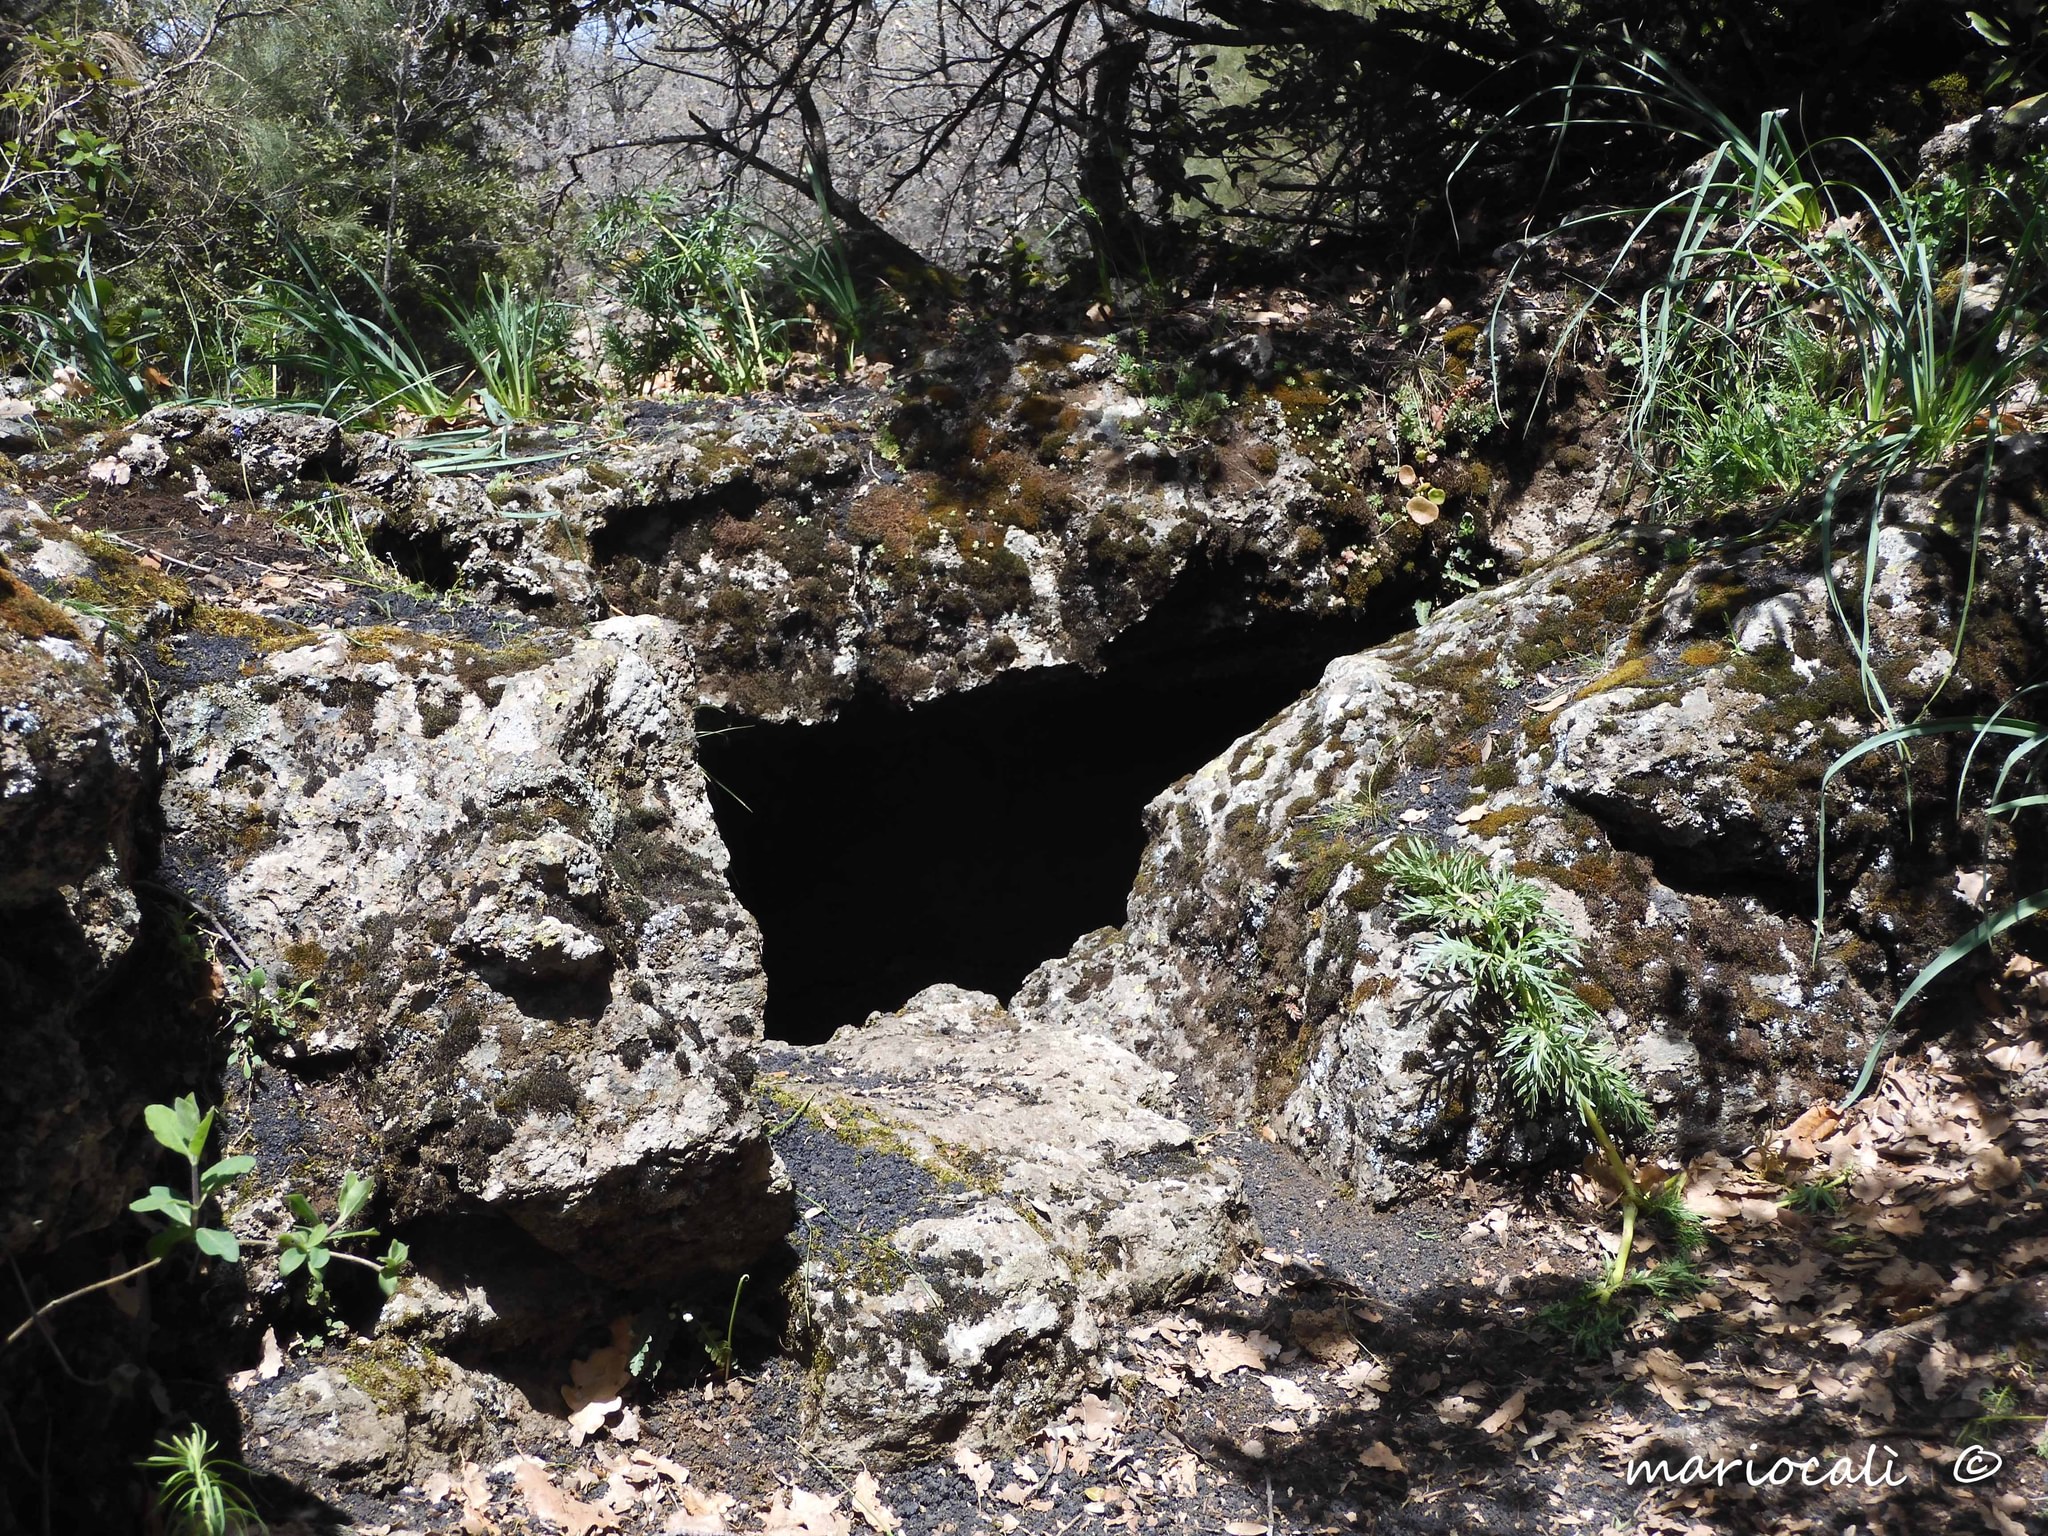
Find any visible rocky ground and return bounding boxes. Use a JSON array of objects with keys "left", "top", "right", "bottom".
[{"left": 2, "top": 281, "right": 2045, "bottom": 1536}]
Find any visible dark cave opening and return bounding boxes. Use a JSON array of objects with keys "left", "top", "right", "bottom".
[{"left": 698, "top": 589, "right": 1411, "bottom": 1045}]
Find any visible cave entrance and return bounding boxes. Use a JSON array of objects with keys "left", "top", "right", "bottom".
[{"left": 698, "top": 596, "right": 1407, "bottom": 1044}]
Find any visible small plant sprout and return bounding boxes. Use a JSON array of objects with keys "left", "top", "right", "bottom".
[
  {"left": 223, "top": 963, "right": 318, "bottom": 1081},
  {"left": 705, "top": 1273, "right": 749, "bottom": 1380},
  {"left": 1779, "top": 1168, "right": 1850, "bottom": 1216},
  {"left": 131, "top": 1095, "right": 256, "bottom": 1262},
  {"left": 1379, "top": 839, "right": 1704, "bottom": 1350},
  {"left": 1962, "top": 1382, "right": 2048, "bottom": 1458},
  {"left": 4, "top": 1095, "right": 250, "bottom": 1347},
  {"left": 5, "top": 1099, "right": 409, "bottom": 1348},
  {"left": 142, "top": 1426, "right": 260, "bottom": 1536},
  {"left": 279, "top": 1171, "right": 410, "bottom": 1308}
]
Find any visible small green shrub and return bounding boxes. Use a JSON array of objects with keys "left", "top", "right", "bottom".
[
  {"left": 583, "top": 196, "right": 787, "bottom": 392},
  {"left": 141, "top": 1427, "right": 259, "bottom": 1536},
  {"left": 6, "top": 1096, "right": 409, "bottom": 1350},
  {"left": 223, "top": 963, "right": 319, "bottom": 1082},
  {"left": 1380, "top": 839, "right": 1701, "bottom": 1350},
  {"left": 441, "top": 273, "right": 571, "bottom": 420}
]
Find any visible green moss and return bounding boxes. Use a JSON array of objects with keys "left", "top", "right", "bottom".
[
  {"left": 1472, "top": 758, "right": 1517, "bottom": 792},
  {"left": 494, "top": 1067, "right": 580, "bottom": 1119},
  {"left": 0, "top": 567, "right": 82, "bottom": 640},
  {"left": 70, "top": 533, "right": 193, "bottom": 623},
  {"left": 189, "top": 604, "right": 303, "bottom": 643},
  {"left": 340, "top": 1338, "right": 451, "bottom": 1417},
  {"left": 1575, "top": 654, "right": 1654, "bottom": 698},
  {"left": 1470, "top": 803, "right": 1543, "bottom": 838},
  {"left": 281, "top": 939, "right": 330, "bottom": 977}
]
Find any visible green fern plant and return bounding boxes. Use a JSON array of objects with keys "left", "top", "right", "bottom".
[
  {"left": 1380, "top": 840, "right": 1702, "bottom": 1347},
  {"left": 141, "top": 1427, "right": 259, "bottom": 1536}
]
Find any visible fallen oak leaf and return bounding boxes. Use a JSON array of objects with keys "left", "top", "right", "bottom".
[
  {"left": 1358, "top": 1442, "right": 1406, "bottom": 1473},
  {"left": 505, "top": 1455, "right": 616, "bottom": 1536},
  {"left": 1478, "top": 1388, "right": 1527, "bottom": 1436},
  {"left": 1260, "top": 1374, "right": 1314, "bottom": 1411},
  {"left": 1195, "top": 1329, "right": 1280, "bottom": 1379},
  {"left": 761, "top": 1487, "right": 851, "bottom": 1536},
  {"left": 850, "top": 1470, "right": 898, "bottom": 1536},
  {"left": 952, "top": 1446, "right": 994, "bottom": 1498}
]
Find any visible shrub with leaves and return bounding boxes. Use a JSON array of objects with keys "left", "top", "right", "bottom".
[
  {"left": 130, "top": 1096, "right": 255, "bottom": 1262},
  {"left": 6, "top": 1096, "right": 408, "bottom": 1350},
  {"left": 280, "top": 1171, "right": 409, "bottom": 1307},
  {"left": 1380, "top": 839, "right": 1702, "bottom": 1351},
  {"left": 223, "top": 963, "right": 319, "bottom": 1081}
]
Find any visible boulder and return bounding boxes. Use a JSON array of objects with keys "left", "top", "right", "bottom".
[
  {"left": 159, "top": 614, "right": 790, "bottom": 1298},
  {"left": 0, "top": 537, "right": 159, "bottom": 1258},
  {"left": 769, "top": 984, "right": 1246, "bottom": 1462},
  {"left": 1017, "top": 451, "right": 2048, "bottom": 1200}
]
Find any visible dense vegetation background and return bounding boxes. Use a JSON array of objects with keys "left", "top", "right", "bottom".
[{"left": 0, "top": 0, "right": 2020, "bottom": 422}]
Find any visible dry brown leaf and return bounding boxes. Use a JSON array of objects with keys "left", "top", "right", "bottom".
[
  {"left": 506, "top": 1456, "right": 616, "bottom": 1536},
  {"left": 952, "top": 1447, "right": 994, "bottom": 1498},
  {"left": 1779, "top": 1103, "right": 1839, "bottom": 1161},
  {"left": 1224, "top": 1522, "right": 1269, "bottom": 1536},
  {"left": 1478, "top": 1389, "right": 1527, "bottom": 1436},
  {"left": 1918, "top": 1340, "right": 1961, "bottom": 1400},
  {"left": 851, "top": 1471, "right": 898, "bottom": 1536},
  {"left": 1434, "top": 1395, "right": 1478, "bottom": 1425},
  {"left": 231, "top": 1327, "right": 285, "bottom": 1391},
  {"left": 1195, "top": 1329, "right": 1279, "bottom": 1379},
  {"left": 1290, "top": 1306, "right": 1360, "bottom": 1365},
  {"left": 1971, "top": 1144, "right": 2023, "bottom": 1190},
  {"left": 1358, "top": 1442, "right": 1406, "bottom": 1473},
  {"left": 563, "top": 1318, "right": 635, "bottom": 1444},
  {"left": 1759, "top": 1254, "right": 1822, "bottom": 1302},
  {"left": 761, "top": 1488, "right": 851, "bottom": 1536},
  {"left": 1261, "top": 1374, "right": 1314, "bottom": 1411}
]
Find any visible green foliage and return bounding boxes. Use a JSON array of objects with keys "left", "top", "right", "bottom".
[
  {"left": 0, "top": 26, "right": 131, "bottom": 306},
  {"left": 127, "top": 1097, "right": 407, "bottom": 1307},
  {"left": 584, "top": 197, "right": 786, "bottom": 392},
  {"left": 699, "top": 1273, "right": 748, "bottom": 1380},
  {"left": 1822, "top": 698, "right": 2048, "bottom": 1103},
  {"left": 2, "top": 244, "right": 152, "bottom": 412},
  {"left": 1379, "top": 840, "right": 1648, "bottom": 1136},
  {"left": 279, "top": 1172, "right": 409, "bottom": 1307},
  {"left": 203, "top": 0, "right": 544, "bottom": 315},
  {"left": 223, "top": 964, "right": 319, "bottom": 1081},
  {"left": 1531, "top": 54, "right": 2048, "bottom": 1088},
  {"left": 130, "top": 1095, "right": 254, "bottom": 1263},
  {"left": 583, "top": 191, "right": 878, "bottom": 392},
  {"left": 1539, "top": 1253, "right": 1708, "bottom": 1358},
  {"left": 1961, "top": 1381, "right": 2048, "bottom": 1455},
  {"left": 441, "top": 273, "right": 570, "bottom": 420},
  {"left": 250, "top": 257, "right": 463, "bottom": 419},
  {"left": 1779, "top": 1169, "right": 1849, "bottom": 1215},
  {"left": 141, "top": 1427, "right": 259, "bottom": 1536},
  {"left": 1653, "top": 309, "right": 1857, "bottom": 512},
  {"left": 1383, "top": 840, "right": 1703, "bottom": 1339}
]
